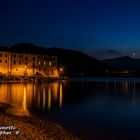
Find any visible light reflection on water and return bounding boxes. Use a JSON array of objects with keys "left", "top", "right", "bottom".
[
  {"left": 0, "top": 80, "right": 137, "bottom": 116},
  {"left": 0, "top": 82, "right": 63, "bottom": 116}
]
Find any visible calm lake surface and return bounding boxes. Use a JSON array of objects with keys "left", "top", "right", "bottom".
[{"left": 1, "top": 77, "right": 140, "bottom": 139}]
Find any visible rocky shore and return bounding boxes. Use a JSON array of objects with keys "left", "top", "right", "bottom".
[
  {"left": 0, "top": 75, "right": 68, "bottom": 84},
  {"left": 0, "top": 109, "right": 80, "bottom": 140}
]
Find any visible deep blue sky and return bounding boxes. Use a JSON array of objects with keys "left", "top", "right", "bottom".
[{"left": 0, "top": 0, "right": 140, "bottom": 59}]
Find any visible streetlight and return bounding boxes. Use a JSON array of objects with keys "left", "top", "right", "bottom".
[
  {"left": 60, "top": 67, "right": 63, "bottom": 72},
  {"left": 59, "top": 67, "right": 64, "bottom": 78}
]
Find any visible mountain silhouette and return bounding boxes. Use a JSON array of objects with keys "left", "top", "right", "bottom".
[
  {"left": 45, "top": 47, "right": 114, "bottom": 76},
  {"left": 10, "top": 43, "right": 47, "bottom": 54},
  {"left": 102, "top": 56, "right": 140, "bottom": 71}
]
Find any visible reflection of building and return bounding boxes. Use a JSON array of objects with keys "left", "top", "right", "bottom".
[
  {"left": 0, "top": 51, "right": 58, "bottom": 77},
  {"left": 0, "top": 82, "right": 63, "bottom": 116}
]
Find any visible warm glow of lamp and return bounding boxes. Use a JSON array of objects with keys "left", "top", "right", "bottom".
[{"left": 60, "top": 68, "right": 63, "bottom": 72}]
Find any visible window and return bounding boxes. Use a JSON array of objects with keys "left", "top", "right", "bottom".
[
  {"left": 0, "top": 54, "right": 2, "bottom": 57},
  {"left": 0, "top": 60, "right": 2, "bottom": 63},
  {"left": 13, "top": 61, "right": 16, "bottom": 65},
  {"left": 44, "top": 61, "right": 46, "bottom": 65},
  {"left": 49, "top": 61, "right": 51, "bottom": 66},
  {"left": 33, "top": 57, "right": 35, "bottom": 61},
  {"left": 5, "top": 60, "right": 7, "bottom": 63},
  {"left": 39, "top": 61, "right": 41, "bottom": 65},
  {"left": 19, "top": 61, "right": 21, "bottom": 65},
  {"left": 19, "top": 55, "right": 21, "bottom": 58},
  {"left": 44, "top": 68, "right": 46, "bottom": 71},
  {"left": 14, "top": 55, "right": 16, "bottom": 58},
  {"left": 5, "top": 54, "right": 7, "bottom": 57},
  {"left": 52, "top": 56, "right": 55, "bottom": 60}
]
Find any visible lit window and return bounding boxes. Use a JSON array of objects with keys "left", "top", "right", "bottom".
[
  {"left": 49, "top": 61, "right": 51, "bottom": 66},
  {"left": 39, "top": 61, "right": 41, "bottom": 65},
  {"left": 44, "top": 62, "right": 46, "bottom": 65}
]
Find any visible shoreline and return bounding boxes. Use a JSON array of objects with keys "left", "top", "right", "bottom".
[
  {"left": 0, "top": 103, "right": 80, "bottom": 140},
  {"left": 0, "top": 112, "right": 80, "bottom": 140},
  {"left": 0, "top": 76, "right": 69, "bottom": 84},
  {"left": 1, "top": 76, "right": 140, "bottom": 84}
]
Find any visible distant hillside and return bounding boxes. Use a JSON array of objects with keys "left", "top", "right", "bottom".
[
  {"left": 10, "top": 43, "right": 47, "bottom": 54},
  {"left": 0, "top": 46, "right": 9, "bottom": 52},
  {"left": 44, "top": 47, "right": 114, "bottom": 76},
  {"left": 102, "top": 56, "right": 140, "bottom": 71}
]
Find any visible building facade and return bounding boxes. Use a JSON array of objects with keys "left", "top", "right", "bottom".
[{"left": 0, "top": 51, "right": 59, "bottom": 77}]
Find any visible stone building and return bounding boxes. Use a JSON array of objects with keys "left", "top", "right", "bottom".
[{"left": 0, "top": 51, "right": 58, "bottom": 77}]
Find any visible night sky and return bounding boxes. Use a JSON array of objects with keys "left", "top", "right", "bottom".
[{"left": 0, "top": 0, "right": 140, "bottom": 59}]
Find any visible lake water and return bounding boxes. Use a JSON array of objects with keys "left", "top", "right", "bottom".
[{"left": 1, "top": 78, "right": 140, "bottom": 139}]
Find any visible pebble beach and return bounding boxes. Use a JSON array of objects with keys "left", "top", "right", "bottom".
[{"left": 0, "top": 104, "right": 80, "bottom": 140}]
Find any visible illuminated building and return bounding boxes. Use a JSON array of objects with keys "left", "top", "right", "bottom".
[{"left": 0, "top": 51, "right": 58, "bottom": 77}]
